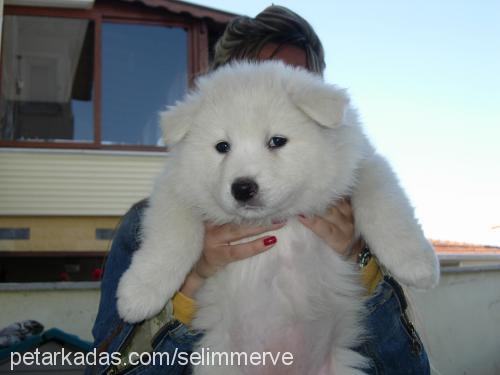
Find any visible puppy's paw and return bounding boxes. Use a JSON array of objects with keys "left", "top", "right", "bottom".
[
  {"left": 116, "top": 270, "right": 168, "bottom": 323},
  {"left": 391, "top": 255, "right": 440, "bottom": 289}
]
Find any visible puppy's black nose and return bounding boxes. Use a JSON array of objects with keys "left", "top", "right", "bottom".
[{"left": 231, "top": 178, "right": 259, "bottom": 202}]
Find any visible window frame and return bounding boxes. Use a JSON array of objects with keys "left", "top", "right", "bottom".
[{"left": 0, "top": 1, "right": 206, "bottom": 151}]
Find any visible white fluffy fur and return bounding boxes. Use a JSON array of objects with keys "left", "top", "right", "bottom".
[{"left": 116, "top": 61, "right": 439, "bottom": 374}]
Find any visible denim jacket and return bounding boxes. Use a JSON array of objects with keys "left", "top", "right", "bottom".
[{"left": 87, "top": 200, "right": 430, "bottom": 375}]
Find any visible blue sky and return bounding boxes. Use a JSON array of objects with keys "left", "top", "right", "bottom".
[{"left": 192, "top": 0, "right": 500, "bottom": 246}]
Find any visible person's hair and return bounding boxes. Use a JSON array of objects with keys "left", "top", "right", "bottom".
[{"left": 211, "top": 5, "right": 325, "bottom": 75}]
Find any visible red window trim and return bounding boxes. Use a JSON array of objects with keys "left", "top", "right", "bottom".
[{"left": 1, "top": 1, "right": 208, "bottom": 152}]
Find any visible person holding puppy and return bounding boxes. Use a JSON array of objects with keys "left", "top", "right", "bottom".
[{"left": 88, "top": 5, "right": 430, "bottom": 375}]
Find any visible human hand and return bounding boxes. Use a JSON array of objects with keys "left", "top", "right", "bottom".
[
  {"left": 180, "top": 221, "right": 285, "bottom": 297},
  {"left": 298, "top": 199, "right": 363, "bottom": 260}
]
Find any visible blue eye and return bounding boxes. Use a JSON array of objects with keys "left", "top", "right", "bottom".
[
  {"left": 215, "top": 141, "right": 231, "bottom": 153},
  {"left": 268, "top": 136, "right": 288, "bottom": 149}
]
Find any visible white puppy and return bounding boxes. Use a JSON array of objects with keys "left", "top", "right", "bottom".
[{"left": 117, "top": 61, "right": 439, "bottom": 374}]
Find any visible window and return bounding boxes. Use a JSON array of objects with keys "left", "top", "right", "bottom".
[
  {"left": 1, "top": 16, "right": 95, "bottom": 143},
  {"left": 101, "top": 23, "right": 187, "bottom": 146},
  {"left": 0, "top": 5, "right": 191, "bottom": 150}
]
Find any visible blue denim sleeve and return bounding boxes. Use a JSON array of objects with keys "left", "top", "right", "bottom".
[
  {"left": 90, "top": 200, "right": 144, "bottom": 347},
  {"left": 358, "top": 276, "right": 431, "bottom": 375},
  {"left": 87, "top": 199, "right": 201, "bottom": 375}
]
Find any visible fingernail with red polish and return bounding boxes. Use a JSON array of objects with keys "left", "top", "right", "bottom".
[
  {"left": 272, "top": 218, "right": 287, "bottom": 225},
  {"left": 263, "top": 236, "right": 277, "bottom": 246},
  {"left": 298, "top": 214, "right": 306, "bottom": 219}
]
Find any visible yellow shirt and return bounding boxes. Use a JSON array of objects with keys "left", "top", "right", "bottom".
[{"left": 361, "top": 257, "right": 383, "bottom": 295}]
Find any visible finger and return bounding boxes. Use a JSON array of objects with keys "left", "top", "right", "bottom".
[
  {"left": 332, "top": 198, "right": 353, "bottom": 220},
  {"left": 322, "top": 206, "right": 354, "bottom": 235},
  {"left": 299, "top": 215, "right": 352, "bottom": 254},
  {"left": 324, "top": 205, "right": 348, "bottom": 225},
  {"left": 218, "top": 222, "right": 285, "bottom": 243},
  {"left": 298, "top": 215, "right": 342, "bottom": 242},
  {"left": 227, "top": 235, "right": 277, "bottom": 261}
]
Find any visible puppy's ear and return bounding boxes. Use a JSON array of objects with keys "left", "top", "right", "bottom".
[
  {"left": 159, "top": 99, "right": 196, "bottom": 147},
  {"left": 288, "top": 78, "right": 349, "bottom": 128}
]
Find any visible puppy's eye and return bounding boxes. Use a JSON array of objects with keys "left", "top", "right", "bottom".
[
  {"left": 215, "top": 141, "right": 231, "bottom": 154},
  {"left": 268, "top": 136, "right": 288, "bottom": 149}
]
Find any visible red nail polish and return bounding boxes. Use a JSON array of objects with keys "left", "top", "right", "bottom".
[
  {"left": 272, "top": 218, "right": 287, "bottom": 225},
  {"left": 263, "top": 236, "right": 277, "bottom": 246},
  {"left": 298, "top": 214, "right": 306, "bottom": 219}
]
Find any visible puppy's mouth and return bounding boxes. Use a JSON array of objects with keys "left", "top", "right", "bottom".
[
  {"left": 218, "top": 187, "right": 296, "bottom": 221},
  {"left": 238, "top": 199, "right": 264, "bottom": 210},
  {"left": 240, "top": 205, "right": 261, "bottom": 210},
  {"left": 234, "top": 200, "right": 289, "bottom": 222},
  {"left": 236, "top": 202, "right": 266, "bottom": 215},
  {"left": 233, "top": 200, "right": 272, "bottom": 220}
]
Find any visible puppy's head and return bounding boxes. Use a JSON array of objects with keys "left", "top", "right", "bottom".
[{"left": 160, "top": 61, "right": 364, "bottom": 224}]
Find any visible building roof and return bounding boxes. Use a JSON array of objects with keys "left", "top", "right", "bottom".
[
  {"left": 122, "top": 0, "right": 238, "bottom": 24},
  {"left": 432, "top": 240, "right": 500, "bottom": 255}
]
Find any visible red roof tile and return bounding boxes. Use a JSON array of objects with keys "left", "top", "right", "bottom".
[{"left": 431, "top": 240, "right": 500, "bottom": 254}]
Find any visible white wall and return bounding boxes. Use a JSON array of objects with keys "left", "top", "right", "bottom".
[
  {"left": 410, "top": 269, "right": 500, "bottom": 375},
  {"left": 0, "top": 283, "right": 100, "bottom": 342}
]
